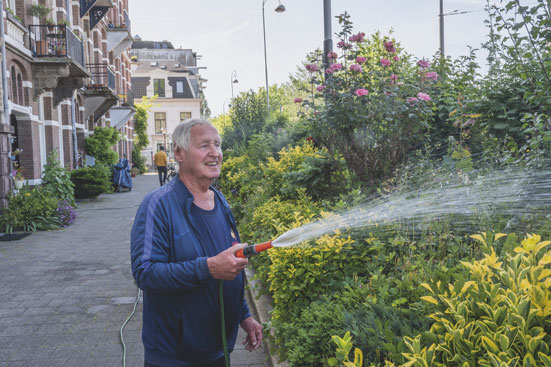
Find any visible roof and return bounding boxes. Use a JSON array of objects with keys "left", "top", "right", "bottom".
[{"left": 131, "top": 39, "right": 175, "bottom": 50}]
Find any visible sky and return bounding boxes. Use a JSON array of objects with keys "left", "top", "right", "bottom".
[{"left": 130, "top": 0, "right": 491, "bottom": 116}]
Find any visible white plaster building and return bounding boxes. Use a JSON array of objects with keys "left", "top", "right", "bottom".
[{"left": 130, "top": 38, "right": 205, "bottom": 167}]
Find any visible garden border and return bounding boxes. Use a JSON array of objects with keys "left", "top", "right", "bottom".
[{"left": 244, "top": 267, "right": 288, "bottom": 367}]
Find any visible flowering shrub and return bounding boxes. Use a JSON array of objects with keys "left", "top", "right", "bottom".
[
  {"left": 0, "top": 186, "right": 61, "bottom": 233},
  {"left": 56, "top": 200, "right": 76, "bottom": 227},
  {"left": 297, "top": 12, "right": 438, "bottom": 185}
]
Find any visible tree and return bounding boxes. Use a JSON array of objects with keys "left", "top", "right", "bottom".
[
  {"left": 200, "top": 90, "right": 211, "bottom": 118},
  {"left": 133, "top": 96, "right": 156, "bottom": 151},
  {"left": 83, "top": 127, "right": 120, "bottom": 165}
]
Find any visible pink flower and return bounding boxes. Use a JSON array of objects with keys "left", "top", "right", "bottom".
[
  {"left": 305, "top": 63, "right": 319, "bottom": 72},
  {"left": 349, "top": 64, "right": 362, "bottom": 73},
  {"left": 327, "top": 51, "right": 338, "bottom": 60},
  {"left": 316, "top": 85, "right": 326, "bottom": 92},
  {"left": 389, "top": 74, "right": 398, "bottom": 83},
  {"left": 384, "top": 91, "right": 392, "bottom": 95},
  {"left": 325, "top": 68, "right": 334, "bottom": 74},
  {"left": 417, "top": 92, "right": 431, "bottom": 101},
  {"left": 393, "top": 55, "right": 400, "bottom": 62},
  {"left": 337, "top": 41, "right": 352, "bottom": 49},
  {"left": 425, "top": 71, "right": 438, "bottom": 81},
  {"left": 355, "top": 56, "right": 367, "bottom": 64},
  {"left": 332, "top": 63, "right": 342, "bottom": 71},
  {"left": 384, "top": 41, "right": 396, "bottom": 53},
  {"left": 354, "top": 88, "right": 369, "bottom": 96},
  {"left": 294, "top": 98, "right": 303, "bottom": 103},
  {"left": 380, "top": 58, "right": 391, "bottom": 67},
  {"left": 407, "top": 97, "right": 418, "bottom": 103},
  {"left": 350, "top": 32, "right": 365, "bottom": 43},
  {"left": 417, "top": 59, "right": 430, "bottom": 69}
]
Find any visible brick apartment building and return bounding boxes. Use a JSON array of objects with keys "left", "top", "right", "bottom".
[{"left": 0, "top": 0, "right": 134, "bottom": 206}]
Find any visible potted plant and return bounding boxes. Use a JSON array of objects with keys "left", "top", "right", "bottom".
[
  {"left": 57, "top": 19, "right": 70, "bottom": 30},
  {"left": 13, "top": 165, "right": 24, "bottom": 190},
  {"left": 27, "top": 4, "right": 52, "bottom": 23},
  {"left": 45, "top": 18, "right": 55, "bottom": 31}
]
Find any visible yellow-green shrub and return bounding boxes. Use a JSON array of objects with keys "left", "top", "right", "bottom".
[
  {"left": 242, "top": 189, "right": 321, "bottom": 244},
  {"left": 268, "top": 231, "right": 371, "bottom": 321},
  {"left": 401, "top": 233, "right": 551, "bottom": 367}
]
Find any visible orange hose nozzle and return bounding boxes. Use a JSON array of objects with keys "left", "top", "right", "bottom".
[{"left": 236, "top": 241, "right": 273, "bottom": 258}]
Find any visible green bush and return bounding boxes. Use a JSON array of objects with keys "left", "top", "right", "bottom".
[
  {"left": 0, "top": 186, "right": 61, "bottom": 233},
  {"left": 276, "top": 299, "right": 347, "bottom": 367},
  {"left": 42, "top": 149, "right": 75, "bottom": 206},
  {"left": 83, "top": 127, "right": 119, "bottom": 165},
  {"left": 71, "top": 165, "right": 112, "bottom": 199},
  {"left": 132, "top": 148, "right": 146, "bottom": 174},
  {"left": 400, "top": 233, "right": 551, "bottom": 366}
]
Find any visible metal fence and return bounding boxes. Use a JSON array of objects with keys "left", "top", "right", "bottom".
[
  {"left": 28, "top": 25, "right": 84, "bottom": 67},
  {"left": 87, "top": 63, "right": 116, "bottom": 90}
]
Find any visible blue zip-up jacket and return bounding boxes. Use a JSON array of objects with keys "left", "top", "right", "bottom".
[{"left": 130, "top": 178, "right": 250, "bottom": 366}]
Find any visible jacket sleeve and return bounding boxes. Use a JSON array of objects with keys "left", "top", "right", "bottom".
[
  {"left": 130, "top": 193, "right": 213, "bottom": 292},
  {"left": 239, "top": 286, "right": 251, "bottom": 323}
]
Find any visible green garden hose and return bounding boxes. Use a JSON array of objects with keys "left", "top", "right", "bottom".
[{"left": 219, "top": 280, "right": 230, "bottom": 367}]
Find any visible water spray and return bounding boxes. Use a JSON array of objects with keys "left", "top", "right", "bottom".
[{"left": 237, "top": 163, "right": 551, "bottom": 259}]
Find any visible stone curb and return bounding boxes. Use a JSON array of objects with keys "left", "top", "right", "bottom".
[{"left": 244, "top": 267, "right": 289, "bottom": 367}]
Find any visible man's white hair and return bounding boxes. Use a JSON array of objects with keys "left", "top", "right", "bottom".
[{"left": 172, "top": 118, "right": 218, "bottom": 151}]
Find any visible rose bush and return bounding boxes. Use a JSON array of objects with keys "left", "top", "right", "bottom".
[{"left": 297, "top": 12, "right": 438, "bottom": 187}]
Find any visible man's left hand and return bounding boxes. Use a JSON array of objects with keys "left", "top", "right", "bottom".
[{"left": 240, "top": 316, "right": 263, "bottom": 352}]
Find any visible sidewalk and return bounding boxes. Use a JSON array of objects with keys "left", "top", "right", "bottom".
[{"left": 0, "top": 174, "right": 271, "bottom": 367}]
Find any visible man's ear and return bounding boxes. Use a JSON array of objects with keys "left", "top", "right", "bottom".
[{"left": 174, "top": 147, "right": 184, "bottom": 163}]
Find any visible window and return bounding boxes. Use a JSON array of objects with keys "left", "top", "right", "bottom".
[
  {"left": 176, "top": 81, "right": 184, "bottom": 94},
  {"left": 153, "top": 79, "right": 165, "bottom": 97},
  {"left": 155, "top": 112, "right": 166, "bottom": 134},
  {"left": 180, "top": 112, "right": 192, "bottom": 122}
]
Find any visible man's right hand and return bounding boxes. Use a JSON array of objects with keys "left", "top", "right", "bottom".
[{"left": 207, "top": 244, "right": 249, "bottom": 280}]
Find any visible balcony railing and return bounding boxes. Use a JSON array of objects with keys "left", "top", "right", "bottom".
[
  {"left": 118, "top": 91, "right": 134, "bottom": 106},
  {"left": 6, "top": 12, "right": 28, "bottom": 50},
  {"left": 124, "top": 10, "right": 131, "bottom": 35},
  {"left": 86, "top": 63, "right": 116, "bottom": 91},
  {"left": 28, "top": 25, "right": 85, "bottom": 67}
]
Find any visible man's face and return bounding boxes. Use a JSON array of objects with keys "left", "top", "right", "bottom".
[{"left": 177, "top": 124, "right": 222, "bottom": 181}]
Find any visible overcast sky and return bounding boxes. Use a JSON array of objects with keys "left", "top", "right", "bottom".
[{"left": 130, "top": 0, "right": 491, "bottom": 116}]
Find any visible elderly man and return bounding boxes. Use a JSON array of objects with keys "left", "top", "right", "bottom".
[{"left": 131, "top": 119, "right": 263, "bottom": 367}]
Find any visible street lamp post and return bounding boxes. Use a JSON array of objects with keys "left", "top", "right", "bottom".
[
  {"left": 322, "top": 0, "right": 333, "bottom": 67},
  {"left": 160, "top": 127, "right": 167, "bottom": 154},
  {"left": 222, "top": 98, "right": 231, "bottom": 128},
  {"left": 231, "top": 70, "right": 238, "bottom": 99},
  {"left": 262, "top": 0, "right": 285, "bottom": 114}
]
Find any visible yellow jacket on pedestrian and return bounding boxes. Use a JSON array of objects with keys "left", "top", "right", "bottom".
[{"left": 154, "top": 151, "right": 167, "bottom": 167}]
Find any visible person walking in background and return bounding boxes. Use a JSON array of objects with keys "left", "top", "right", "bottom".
[
  {"left": 154, "top": 146, "right": 168, "bottom": 186},
  {"left": 131, "top": 119, "right": 263, "bottom": 367}
]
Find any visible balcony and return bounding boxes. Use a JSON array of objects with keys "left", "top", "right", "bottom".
[
  {"left": 84, "top": 63, "right": 118, "bottom": 123},
  {"left": 107, "top": 22, "right": 132, "bottom": 58},
  {"left": 5, "top": 11, "right": 31, "bottom": 57},
  {"left": 87, "top": 63, "right": 116, "bottom": 91},
  {"left": 118, "top": 90, "right": 134, "bottom": 107},
  {"left": 28, "top": 25, "right": 89, "bottom": 106},
  {"left": 109, "top": 89, "right": 135, "bottom": 129}
]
